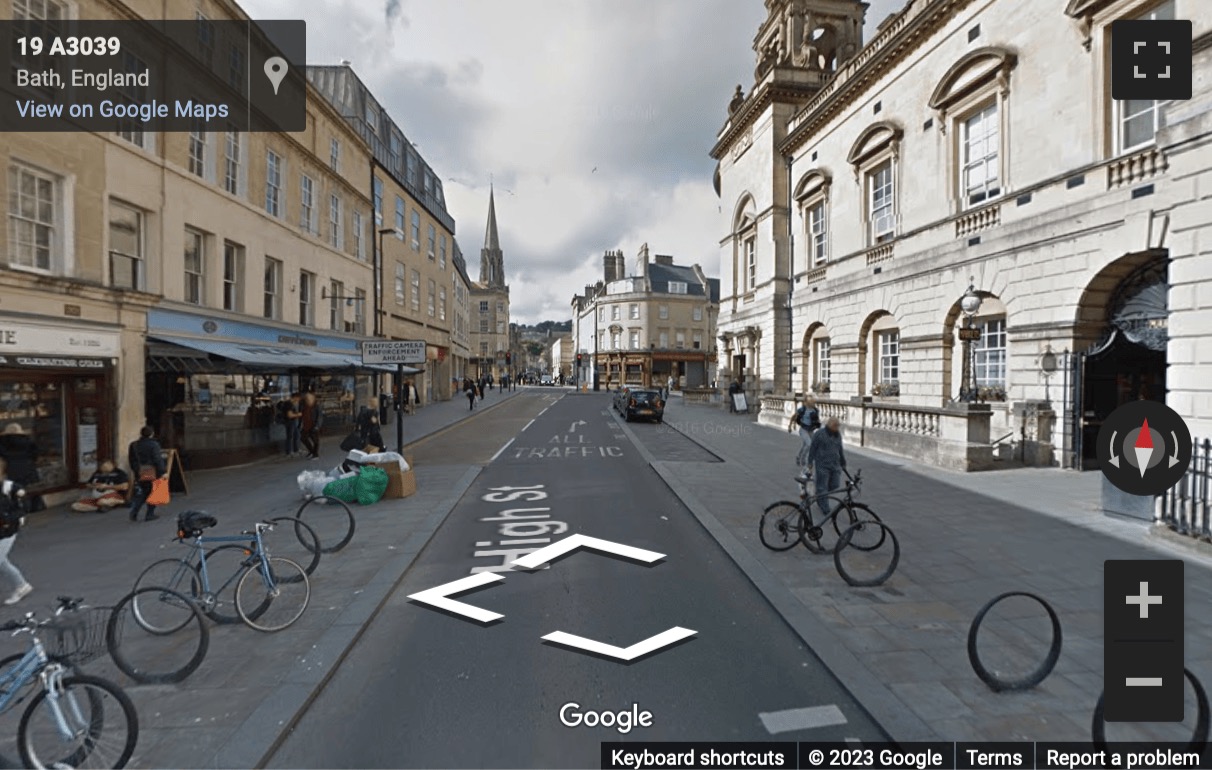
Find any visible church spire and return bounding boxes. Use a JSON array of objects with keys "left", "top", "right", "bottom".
[
  {"left": 479, "top": 186, "right": 505, "bottom": 286},
  {"left": 484, "top": 185, "right": 500, "bottom": 252}
]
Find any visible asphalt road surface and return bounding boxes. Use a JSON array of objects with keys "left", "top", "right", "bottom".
[{"left": 267, "top": 389, "right": 887, "bottom": 769}]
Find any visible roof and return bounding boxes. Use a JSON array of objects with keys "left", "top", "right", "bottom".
[{"left": 648, "top": 263, "right": 708, "bottom": 297}]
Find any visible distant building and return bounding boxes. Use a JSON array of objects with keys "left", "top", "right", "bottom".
[
  {"left": 549, "top": 334, "right": 574, "bottom": 379},
  {"left": 572, "top": 246, "right": 719, "bottom": 390},
  {"left": 470, "top": 188, "right": 511, "bottom": 380}
]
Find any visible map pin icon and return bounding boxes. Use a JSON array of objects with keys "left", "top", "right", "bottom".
[{"left": 264, "top": 56, "right": 288, "bottom": 95}]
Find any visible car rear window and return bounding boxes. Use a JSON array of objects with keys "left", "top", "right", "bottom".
[{"left": 633, "top": 391, "right": 660, "bottom": 400}]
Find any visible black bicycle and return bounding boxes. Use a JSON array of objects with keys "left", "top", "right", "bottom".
[{"left": 760, "top": 468, "right": 884, "bottom": 553}]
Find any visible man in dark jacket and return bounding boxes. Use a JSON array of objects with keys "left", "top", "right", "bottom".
[
  {"left": 128, "top": 426, "right": 166, "bottom": 522},
  {"left": 0, "top": 423, "right": 38, "bottom": 488},
  {"left": 806, "top": 417, "right": 847, "bottom": 513},
  {"left": 300, "top": 392, "right": 324, "bottom": 459}
]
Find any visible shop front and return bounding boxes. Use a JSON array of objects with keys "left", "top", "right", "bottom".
[
  {"left": 0, "top": 317, "right": 121, "bottom": 494},
  {"left": 144, "top": 308, "right": 387, "bottom": 470}
]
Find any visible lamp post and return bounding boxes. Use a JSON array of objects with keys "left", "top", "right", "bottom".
[
  {"left": 592, "top": 296, "right": 600, "bottom": 391},
  {"left": 374, "top": 227, "right": 399, "bottom": 338},
  {"left": 957, "top": 283, "right": 983, "bottom": 402}
]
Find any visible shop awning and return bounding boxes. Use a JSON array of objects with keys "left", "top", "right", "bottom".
[{"left": 149, "top": 335, "right": 360, "bottom": 371}]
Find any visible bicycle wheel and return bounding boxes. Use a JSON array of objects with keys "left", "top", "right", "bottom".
[
  {"left": 235, "top": 557, "right": 310, "bottom": 632},
  {"left": 0, "top": 656, "right": 78, "bottom": 769},
  {"left": 829, "top": 502, "right": 886, "bottom": 551},
  {"left": 267, "top": 516, "right": 322, "bottom": 577},
  {"left": 199, "top": 544, "right": 269, "bottom": 624},
  {"left": 296, "top": 496, "right": 355, "bottom": 553},
  {"left": 18, "top": 673, "right": 137, "bottom": 770},
  {"left": 131, "top": 559, "right": 200, "bottom": 635},
  {"left": 760, "top": 502, "right": 804, "bottom": 551},
  {"left": 107, "top": 586, "right": 210, "bottom": 685},
  {"left": 834, "top": 521, "right": 900, "bottom": 587}
]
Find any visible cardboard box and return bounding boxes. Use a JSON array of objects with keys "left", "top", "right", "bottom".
[{"left": 374, "top": 453, "right": 415, "bottom": 499}]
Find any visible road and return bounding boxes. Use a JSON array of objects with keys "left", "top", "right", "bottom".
[{"left": 267, "top": 389, "right": 887, "bottom": 768}]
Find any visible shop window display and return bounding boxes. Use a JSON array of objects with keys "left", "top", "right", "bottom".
[{"left": 0, "top": 379, "right": 67, "bottom": 490}]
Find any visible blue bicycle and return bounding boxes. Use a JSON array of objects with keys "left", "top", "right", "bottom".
[
  {"left": 131, "top": 513, "right": 310, "bottom": 633},
  {"left": 0, "top": 608, "right": 138, "bottom": 768}
]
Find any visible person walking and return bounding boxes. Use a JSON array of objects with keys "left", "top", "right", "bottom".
[
  {"left": 300, "top": 392, "right": 324, "bottom": 459},
  {"left": 278, "top": 393, "right": 302, "bottom": 457},
  {"left": 0, "top": 424, "right": 39, "bottom": 510},
  {"left": 127, "top": 426, "right": 167, "bottom": 522},
  {"left": 806, "top": 417, "right": 847, "bottom": 514},
  {"left": 666, "top": 375, "right": 675, "bottom": 401},
  {"left": 788, "top": 395, "right": 821, "bottom": 481},
  {"left": 0, "top": 458, "right": 33, "bottom": 605},
  {"left": 405, "top": 380, "right": 418, "bottom": 415},
  {"left": 465, "top": 378, "right": 476, "bottom": 410}
]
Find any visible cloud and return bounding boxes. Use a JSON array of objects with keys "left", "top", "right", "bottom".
[{"left": 239, "top": 0, "right": 908, "bottom": 323}]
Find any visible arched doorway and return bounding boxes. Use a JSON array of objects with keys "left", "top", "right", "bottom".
[{"left": 1073, "top": 255, "right": 1168, "bottom": 469}]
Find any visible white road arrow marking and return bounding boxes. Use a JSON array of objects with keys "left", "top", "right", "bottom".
[
  {"left": 509, "top": 534, "right": 664, "bottom": 570},
  {"left": 407, "top": 573, "right": 505, "bottom": 623},
  {"left": 1109, "top": 430, "right": 1120, "bottom": 468},
  {"left": 569, "top": 420, "right": 587, "bottom": 433},
  {"left": 1170, "top": 431, "right": 1182, "bottom": 468},
  {"left": 541, "top": 627, "right": 696, "bottom": 661}
]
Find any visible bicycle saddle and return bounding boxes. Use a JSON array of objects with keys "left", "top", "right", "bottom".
[{"left": 176, "top": 511, "right": 217, "bottom": 538}]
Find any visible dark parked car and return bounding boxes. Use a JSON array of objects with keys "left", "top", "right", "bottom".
[{"left": 622, "top": 389, "right": 664, "bottom": 423}]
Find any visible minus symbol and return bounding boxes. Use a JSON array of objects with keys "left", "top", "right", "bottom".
[{"left": 1126, "top": 678, "right": 1164, "bottom": 686}]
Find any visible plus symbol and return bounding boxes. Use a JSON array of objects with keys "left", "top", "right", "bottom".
[{"left": 1126, "top": 581, "right": 1163, "bottom": 619}]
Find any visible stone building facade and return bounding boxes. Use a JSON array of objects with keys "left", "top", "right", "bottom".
[
  {"left": 572, "top": 246, "right": 719, "bottom": 391},
  {"left": 470, "top": 189, "right": 511, "bottom": 381},
  {"left": 712, "top": 0, "right": 1211, "bottom": 470}
]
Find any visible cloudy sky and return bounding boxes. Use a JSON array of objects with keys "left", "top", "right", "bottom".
[{"left": 241, "top": 0, "right": 906, "bottom": 324}]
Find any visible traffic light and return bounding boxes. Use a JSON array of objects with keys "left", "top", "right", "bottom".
[
  {"left": 576, "top": 353, "right": 583, "bottom": 365},
  {"left": 506, "top": 351, "right": 512, "bottom": 365}
]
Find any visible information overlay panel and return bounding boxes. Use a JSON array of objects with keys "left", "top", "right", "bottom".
[
  {"left": 600, "top": 742, "right": 1212, "bottom": 770},
  {"left": 0, "top": 19, "right": 305, "bottom": 132}
]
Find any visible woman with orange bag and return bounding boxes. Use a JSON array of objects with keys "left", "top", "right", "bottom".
[{"left": 127, "top": 425, "right": 167, "bottom": 522}]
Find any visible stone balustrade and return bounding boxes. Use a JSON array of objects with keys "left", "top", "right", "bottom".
[{"left": 758, "top": 394, "right": 994, "bottom": 471}]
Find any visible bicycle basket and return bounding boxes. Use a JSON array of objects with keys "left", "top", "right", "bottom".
[
  {"left": 46, "top": 607, "right": 111, "bottom": 666},
  {"left": 176, "top": 511, "right": 217, "bottom": 538}
]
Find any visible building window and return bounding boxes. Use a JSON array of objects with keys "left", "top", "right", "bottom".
[
  {"left": 868, "top": 162, "right": 895, "bottom": 244},
  {"left": 480, "top": 319, "right": 489, "bottom": 333},
  {"left": 6, "top": 164, "right": 58, "bottom": 273},
  {"left": 611, "top": 305, "right": 620, "bottom": 321},
  {"left": 108, "top": 200, "right": 142, "bottom": 290},
  {"left": 439, "top": 235, "right": 447, "bottom": 269},
  {"left": 265, "top": 151, "right": 282, "bottom": 217},
  {"left": 675, "top": 331, "right": 685, "bottom": 349},
  {"left": 195, "top": 12, "right": 215, "bottom": 65},
  {"left": 188, "top": 120, "right": 206, "bottom": 177},
  {"left": 1114, "top": 1, "right": 1175, "bottom": 152},
  {"left": 183, "top": 229, "right": 204, "bottom": 305},
  {"left": 228, "top": 43, "right": 245, "bottom": 91},
  {"left": 658, "top": 305, "right": 668, "bottom": 320},
  {"left": 395, "top": 262, "right": 405, "bottom": 305},
  {"left": 629, "top": 330, "right": 640, "bottom": 349},
  {"left": 263, "top": 257, "right": 282, "bottom": 319},
  {"left": 439, "top": 287, "right": 447, "bottom": 321},
  {"left": 329, "top": 279, "right": 343, "bottom": 330},
  {"left": 878, "top": 330, "right": 899, "bottom": 383},
  {"left": 395, "top": 196, "right": 405, "bottom": 235},
  {"left": 808, "top": 200, "right": 828, "bottom": 265},
  {"left": 300, "top": 175, "right": 315, "bottom": 234},
  {"left": 497, "top": 320, "right": 505, "bottom": 334},
  {"left": 365, "top": 100, "right": 378, "bottom": 134},
  {"left": 329, "top": 138, "right": 340, "bottom": 172},
  {"left": 389, "top": 133, "right": 402, "bottom": 172},
  {"left": 744, "top": 237, "right": 756, "bottom": 290},
  {"left": 222, "top": 241, "right": 243, "bottom": 312},
  {"left": 693, "top": 332, "right": 702, "bottom": 349},
  {"left": 629, "top": 303, "right": 640, "bottom": 319},
  {"left": 480, "top": 300, "right": 489, "bottom": 312},
  {"left": 480, "top": 342, "right": 490, "bottom": 356},
  {"left": 659, "top": 331, "right": 669, "bottom": 348},
  {"left": 353, "top": 210, "right": 364, "bottom": 260},
  {"left": 815, "top": 338, "right": 831, "bottom": 385},
  {"left": 497, "top": 301, "right": 504, "bottom": 314},
  {"left": 114, "top": 52, "right": 149, "bottom": 147},
  {"left": 693, "top": 306, "right": 703, "bottom": 321},
  {"left": 611, "top": 331, "right": 622, "bottom": 349},
  {"left": 299, "top": 271, "right": 315, "bottom": 326},
  {"left": 427, "top": 279, "right": 436, "bottom": 317},
  {"left": 411, "top": 210, "right": 421, "bottom": 250},
  {"left": 14, "top": 0, "right": 65, "bottom": 21},
  {"left": 974, "top": 317, "right": 1007, "bottom": 388},
  {"left": 353, "top": 288, "right": 366, "bottom": 334},
  {"left": 597, "top": 307, "right": 605, "bottom": 322},
  {"left": 373, "top": 177, "right": 383, "bottom": 225},
  {"left": 669, "top": 281, "right": 688, "bottom": 294},
  {"left": 410, "top": 269, "right": 420, "bottom": 312},
  {"left": 961, "top": 102, "right": 1000, "bottom": 207},
  {"left": 329, "top": 194, "right": 343, "bottom": 249},
  {"left": 224, "top": 128, "right": 240, "bottom": 195},
  {"left": 427, "top": 224, "right": 436, "bottom": 258}
]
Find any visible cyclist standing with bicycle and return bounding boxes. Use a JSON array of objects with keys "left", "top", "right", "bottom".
[
  {"left": 788, "top": 395, "right": 820, "bottom": 481},
  {"left": 806, "top": 416, "right": 847, "bottom": 511}
]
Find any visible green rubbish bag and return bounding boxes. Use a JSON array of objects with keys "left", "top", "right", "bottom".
[
  {"left": 353, "top": 465, "right": 390, "bottom": 505},
  {"left": 321, "top": 475, "right": 359, "bottom": 503}
]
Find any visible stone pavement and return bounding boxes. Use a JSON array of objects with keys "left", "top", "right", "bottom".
[
  {"left": 1, "top": 388, "right": 522, "bottom": 769},
  {"left": 632, "top": 399, "right": 1212, "bottom": 744}
]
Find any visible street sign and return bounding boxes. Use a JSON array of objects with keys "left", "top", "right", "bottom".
[{"left": 361, "top": 340, "right": 426, "bottom": 364}]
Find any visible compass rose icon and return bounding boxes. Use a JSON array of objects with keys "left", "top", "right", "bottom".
[{"left": 1098, "top": 401, "right": 1192, "bottom": 496}]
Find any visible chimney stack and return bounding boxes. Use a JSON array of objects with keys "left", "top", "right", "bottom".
[
  {"left": 654, "top": 254, "right": 674, "bottom": 266},
  {"left": 603, "top": 250, "right": 618, "bottom": 283},
  {"left": 614, "top": 250, "right": 625, "bottom": 279}
]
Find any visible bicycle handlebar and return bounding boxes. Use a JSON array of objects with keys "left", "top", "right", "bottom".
[
  {"left": 55, "top": 596, "right": 83, "bottom": 611},
  {"left": 240, "top": 521, "right": 275, "bottom": 536}
]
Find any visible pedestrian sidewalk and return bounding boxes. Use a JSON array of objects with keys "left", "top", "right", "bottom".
[
  {"left": 1, "top": 389, "right": 522, "bottom": 769},
  {"left": 635, "top": 399, "right": 1212, "bottom": 744}
]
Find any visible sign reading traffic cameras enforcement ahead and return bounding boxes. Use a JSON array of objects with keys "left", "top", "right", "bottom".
[{"left": 361, "top": 340, "right": 426, "bottom": 365}]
